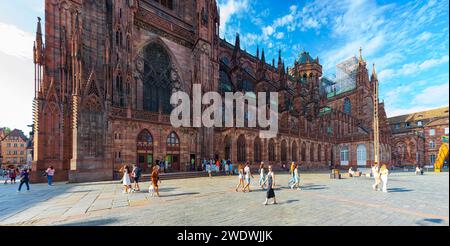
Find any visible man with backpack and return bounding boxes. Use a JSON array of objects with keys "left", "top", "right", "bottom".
[{"left": 132, "top": 164, "right": 142, "bottom": 192}]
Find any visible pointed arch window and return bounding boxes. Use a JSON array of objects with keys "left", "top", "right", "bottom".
[
  {"left": 281, "top": 140, "right": 287, "bottom": 162},
  {"left": 268, "top": 139, "right": 276, "bottom": 161},
  {"left": 219, "top": 70, "right": 233, "bottom": 93},
  {"left": 254, "top": 137, "right": 262, "bottom": 162},
  {"left": 143, "top": 43, "right": 173, "bottom": 114},
  {"left": 237, "top": 135, "right": 246, "bottom": 162},
  {"left": 292, "top": 141, "right": 298, "bottom": 162},
  {"left": 301, "top": 142, "right": 306, "bottom": 162}
]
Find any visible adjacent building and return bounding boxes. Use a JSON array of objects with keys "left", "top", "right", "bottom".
[
  {"left": 388, "top": 107, "right": 449, "bottom": 167},
  {"left": 0, "top": 129, "right": 28, "bottom": 167},
  {"left": 31, "top": 0, "right": 391, "bottom": 183}
]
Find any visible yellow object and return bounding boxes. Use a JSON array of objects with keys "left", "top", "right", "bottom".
[{"left": 434, "top": 142, "right": 449, "bottom": 172}]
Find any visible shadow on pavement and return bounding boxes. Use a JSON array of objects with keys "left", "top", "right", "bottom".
[
  {"left": 415, "top": 218, "right": 444, "bottom": 226},
  {"left": 161, "top": 192, "right": 199, "bottom": 197},
  {"left": 59, "top": 218, "right": 120, "bottom": 226},
  {"left": 387, "top": 188, "right": 414, "bottom": 193}
]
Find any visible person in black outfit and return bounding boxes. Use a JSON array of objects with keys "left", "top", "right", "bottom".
[{"left": 17, "top": 169, "right": 30, "bottom": 192}]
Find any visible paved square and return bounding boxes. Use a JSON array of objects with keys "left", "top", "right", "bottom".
[{"left": 0, "top": 171, "right": 448, "bottom": 226}]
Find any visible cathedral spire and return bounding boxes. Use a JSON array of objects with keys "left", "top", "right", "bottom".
[
  {"left": 256, "top": 45, "right": 259, "bottom": 59},
  {"left": 34, "top": 17, "right": 43, "bottom": 64},
  {"left": 372, "top": 63, "right": 377, "bottom": 79},
  {"left": 261, "top": 48, "right": 265, "bottom": 64},
  {"left": 358, "top": 47, "right": 364, "bottom": 63}
]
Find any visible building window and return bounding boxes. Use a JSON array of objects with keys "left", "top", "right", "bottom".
[
  {"left": 268, "top": 139, "right": 276, "bottom": 162},
  {"left": 340, "top": 146, "right": 349, "bottom": 165},
  {"left": 154, "top": 0, "right": 173, "bottom": 10},
  {"left": 237, "top": 135, "right": 246, "bottom": 162},
  {"left": 254, "top": 138, "right": 262, "bottom": 162},
  {"left": 143, "top": 43, "right": 173, "bottom": 114},
  {"left": 430, "top": 154, "right": 436, "bottom": 165},
  {"left": 445, "top": 128, "right": 449, "bottom": 135},
  {"left": 395, "top": 124, "right": 400, "bottom": 129},
  {"left": 429, "top": 141, "right": 435, "bottom": 149},
  {"left": 343, "top": 98, "right": 351, "bottom": 114},
  {"left": 405, "top": 122, "right": 411, "bottom": 128},
  {"left": 417, "top": 121, "right": 423, "bottom": 127},
  {"left": 281, "top": 140, "right": 287, "bottom": 162},
  {"left": 429, "top": 129, "right": 435, "bottom": 136},
  {"left": 219, "top": 70, "right": 233, "bottom": 93}
]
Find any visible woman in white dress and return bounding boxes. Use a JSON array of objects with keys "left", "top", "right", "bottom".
[
  {"left": 259, "top": 162, "right": 266, "bottom": 189},
  {"left": 122, "top": 165, "right": 132, "bottom": 193},
  {"left": 380, "top": 164, "right": 389, "bottom": 193}
]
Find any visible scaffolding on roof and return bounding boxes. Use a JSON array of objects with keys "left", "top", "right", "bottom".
[{"left": 323, "top": 56, "right": 358, "bottom": 98}]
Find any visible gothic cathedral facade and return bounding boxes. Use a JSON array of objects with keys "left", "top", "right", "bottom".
[{"left": 32, "top": 0, "right": 391, "bottom": 182}]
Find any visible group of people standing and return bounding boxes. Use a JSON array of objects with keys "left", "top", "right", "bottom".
[
  {"left": 2, "top": 167, "right": 19, "bottom": 184},
  {"left": 203, "top": 159, "right": 233, "bottom": 177},
  {"left": 120, "top": 164, "right": 161, "bottom": 197}
]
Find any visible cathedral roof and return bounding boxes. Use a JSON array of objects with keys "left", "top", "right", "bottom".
[
  {"left": 297, "top": 51, "right": 314, "bottom": 64},
  {"left": 388, "top": 106, "right": 449, "bottom": 124}
]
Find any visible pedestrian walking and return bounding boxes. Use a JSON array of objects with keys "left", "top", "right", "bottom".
[
  {"left": 235, "top": 164, "right": 245, "bottom": 192},
  {"left": 131, "top": 164, "right": 142, "bottom": 192},
  {"left": 380, "top": 164, "right": 389, "bottom": 193},
  {"left": 45, "top": 166, "right": 55, "bottom": 186},
  {"left": 9, "top": 168, "right": 17, "bottom": 184},
  {"left": 263, "top": 165, "right": 277, "bottom": 205},
  {"left": 17, "top": 169, "right": 30, "bottom": 192},
  {"left": 288, "top": 162, "right": 295, "bottom": 186},
  {"left": 228, "top": 160, "right": 233, "bottom": 176},
  {"left": 259, "top": 162, "right": 266, "bottom": 189},
  {"left": 372, "top": 163, "right": 381, "bottom": 191},
  {"left": 121, "top": 165, "right": 132, "bottom": 193},
  {"left": 291, "top": 164, "right": 301, "bottom": 190},
  {"left": 243, "top": 162, "right": 254, "bottom": 192},
  {"left": 149, "top": 166, "right": 161, "bottom": 197}
]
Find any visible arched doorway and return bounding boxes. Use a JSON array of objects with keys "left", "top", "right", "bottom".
[
  {"left": 166, "top": 132, "right": 180, "bottom": 172},
  {"left": 357, "top": 144, "right": 367, "bottom": 166},
  {"left": 137, "top": 129, "right": 153, "bottom": 172},
  {"left": 237, "top": 135, "right": 246, "bottom": 162}
]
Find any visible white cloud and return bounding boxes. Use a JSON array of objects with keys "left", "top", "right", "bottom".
[
  {"left": 274, "top": 32, "right": 284, "bottom": 39},
  {"left": 218, "top": 0, "right": 250, "bottom": 38},
  {"left": 413, "top": 82, "right": 449, "bottom": 106},
  {"left": 0, "top": 22, "right": 35, "bottom": 60},
  {"left": 380, "top": 55, "right": 449, "bottom": 80}
]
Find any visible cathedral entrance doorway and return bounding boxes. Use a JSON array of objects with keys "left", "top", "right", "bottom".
[
  {"left": 167, "top": 132, "right": 181, "bottom": 172},
  {"left": 137, "top": 130, "right": 154, "bottom": 173}
]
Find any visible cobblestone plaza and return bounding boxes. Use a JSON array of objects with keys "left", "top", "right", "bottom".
[{"left": 0, "top": 171, "right": 448, "bottom": 226}]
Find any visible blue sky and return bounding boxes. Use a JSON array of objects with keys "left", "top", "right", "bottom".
[{"left": 0, "top": 0, "right": 448, "bottom": 133}]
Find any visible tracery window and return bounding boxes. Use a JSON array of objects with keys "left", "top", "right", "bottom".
[
  {"left": 143, "top": 43, "right": 173, "bottom": 114},
  {"left": 292, "top": 141, "right": 298, "bottom": 162},
  {"left": 219, "top": 70, "right": 233, "bottom": 93}
]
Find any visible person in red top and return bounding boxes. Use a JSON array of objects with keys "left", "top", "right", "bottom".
[{"left": 9, "top": 168, "right": 17, "bottom": 184}]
